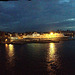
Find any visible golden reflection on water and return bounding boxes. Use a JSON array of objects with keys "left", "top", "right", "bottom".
[
  {"left": 47, "top": 43, "right": 59, "bottom": 75},
  {"left": 5, "top": 44, "right": 15, "bottom": 68},
  {"left": 47, "top": 43, "right": 56, "bottom": 62},
  {"left": 5, "top": 44, "right": 14, "bottom": 58},
  {"left": 8, "top": 44, "right": 14, "bottom": 58},
  {"left": 50, "top": 43, "right": 55, "bottom": 59}
]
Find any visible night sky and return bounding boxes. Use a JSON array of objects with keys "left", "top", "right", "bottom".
[{"left": 0, "top": 0, "right": 75, "bottom": 32}]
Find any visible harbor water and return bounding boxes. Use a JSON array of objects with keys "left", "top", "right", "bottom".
[{"left": 0, "top": 41, "right": 75, "bottom": 75}]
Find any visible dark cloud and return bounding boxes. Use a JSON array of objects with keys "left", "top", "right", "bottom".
[{"left": 0, "top": 0, "right": 75, "bottom": 32}]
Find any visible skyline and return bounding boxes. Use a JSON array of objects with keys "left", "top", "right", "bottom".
[{"left": 0, "top": 0, "right": 75, "bottom": 32}]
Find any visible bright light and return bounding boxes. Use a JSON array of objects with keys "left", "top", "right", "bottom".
[
  {"left": 5, "top": 39, "right": 7, "bottom": 42},
  {"left": 50, "top": 32, "right": 53, "bottom": 35},
  {"left": 5, "top": 44, "right": 8, "bottom": 48}
]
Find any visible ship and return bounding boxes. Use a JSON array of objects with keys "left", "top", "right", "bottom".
[{"left": 23, "top": 32, "right": 69, "bottom": 42}]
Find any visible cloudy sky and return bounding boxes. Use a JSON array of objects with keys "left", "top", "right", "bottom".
[{"left": 0, "top": 0, "right": 75, "bottom": 32}]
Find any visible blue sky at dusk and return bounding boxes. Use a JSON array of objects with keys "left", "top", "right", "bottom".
[{"left": 0, "top": 0, "right": 75, "bottom": 32}]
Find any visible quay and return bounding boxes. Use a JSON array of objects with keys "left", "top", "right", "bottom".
[
  {"left": 0, "top": 31, "right": 73, "bottom": 45},
  {"left": 0, "top": 40, "right": 59, "bottom": 45}
]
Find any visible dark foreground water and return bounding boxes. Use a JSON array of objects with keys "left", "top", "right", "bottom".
[{"left": 0, "top": 41, "right": 75, "bottom": 75}]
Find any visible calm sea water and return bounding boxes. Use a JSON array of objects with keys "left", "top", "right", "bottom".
[{"left": 0, "top": 41, "right": 75, "bottom": 75}]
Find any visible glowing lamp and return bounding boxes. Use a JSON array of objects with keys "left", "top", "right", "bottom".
[
  {"left": 50, "top": 32, "right": 53, "bottom": 35},
  {"left": 5, "top": 39, "right": 7, "bottom": 42}
]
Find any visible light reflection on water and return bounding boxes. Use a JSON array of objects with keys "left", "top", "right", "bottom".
[
  {"left": 1, "top": 41, "right": 75, "bottom": 75},
  {"left": 5, "top": 44, "right": 15, "bottom": 69},
  {"left": 47, "top": 43, "right": 60, "bottom": 75},
  {"left": 4, "top": 43, "right": 62, "bottom": 74},
  {"left": 49, "top": 43, "right": 56, "bottom": 59},
  {"left": 27, "top": 43, "right": 61, "bottom": 74}
]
